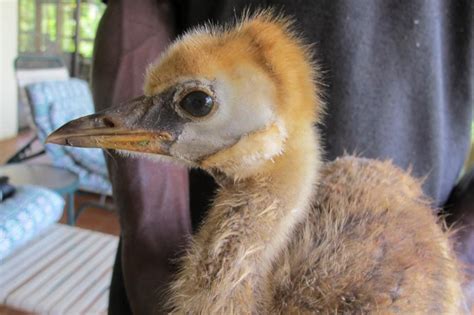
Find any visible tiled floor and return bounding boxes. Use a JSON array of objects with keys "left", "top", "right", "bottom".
[
  {"left": 0, "top": 305, "right": 28, "bottom": 315},
  {"left": 61, "top": 192, "right": 120, "bottom": 236}
]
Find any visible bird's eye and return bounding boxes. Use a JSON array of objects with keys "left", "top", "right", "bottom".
[{"left": 179, "top": 91, "right": 214, "bottom": 117}]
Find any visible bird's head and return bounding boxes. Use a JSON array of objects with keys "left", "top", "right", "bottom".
[{"left": 47, "top": 11, "right": 323, "bottom": 179}]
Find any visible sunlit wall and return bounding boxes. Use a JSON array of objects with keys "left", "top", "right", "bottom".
[{"left": 0, "top": 0, "right": 18, "bottom": 140}]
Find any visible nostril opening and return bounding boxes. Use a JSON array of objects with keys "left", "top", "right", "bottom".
[{"left": 102, "top": 117, "right": 115, "bottom": 128}]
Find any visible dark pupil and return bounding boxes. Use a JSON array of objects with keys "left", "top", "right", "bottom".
[{"left": 179, "top": 91, "right": 213, "bottom": 117}]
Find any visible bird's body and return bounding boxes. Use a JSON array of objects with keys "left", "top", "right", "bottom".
[
  {"left": 168, "top": 157, "right": 462, "bottom": 314},
  {"left": 47, "top": 11, "right": 464, "bottom": 313}
]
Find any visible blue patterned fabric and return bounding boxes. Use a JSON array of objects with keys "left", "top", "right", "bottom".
[
  {"left": 26, "top": 79, "right": 111, "bottom": 195},
  {"left": 0, "top": 185, "right": 64, "bottom": 260}
]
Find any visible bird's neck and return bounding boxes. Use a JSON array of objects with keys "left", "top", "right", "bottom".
[{"left": 169, "top": 126, "right": 321, "bottom": 313}]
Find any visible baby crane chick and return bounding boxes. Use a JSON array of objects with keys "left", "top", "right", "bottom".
[{"left": 47, "top": 12, "right": 464, "bottom": 314}]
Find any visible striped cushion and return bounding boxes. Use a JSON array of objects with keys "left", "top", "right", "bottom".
[{"left": 0, "top": 224, "right": 118, "bottom": 314}]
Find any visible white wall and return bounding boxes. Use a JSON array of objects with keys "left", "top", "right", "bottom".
[{"left": 0, "top": 0, "right": 18, "bottom": 140}]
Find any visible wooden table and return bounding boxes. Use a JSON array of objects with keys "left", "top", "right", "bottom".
[{"left": 0, "top": 130, "right": 37, "bottom": 165}]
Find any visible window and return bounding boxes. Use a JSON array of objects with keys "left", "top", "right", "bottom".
[{"left": 18, "top": 0, "right": 105, "bottom": 80}]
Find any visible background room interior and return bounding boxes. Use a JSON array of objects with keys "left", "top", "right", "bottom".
[
  {"left": 1, "top": 1, "right": 118, "bottom": 314},
  {"left": 0, "top": 1, "right": 473, "bottom": 314}
]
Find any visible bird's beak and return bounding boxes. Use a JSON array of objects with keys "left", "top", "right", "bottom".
[{"left": 46, "top": 95, "right": 181, "bottom": 156}]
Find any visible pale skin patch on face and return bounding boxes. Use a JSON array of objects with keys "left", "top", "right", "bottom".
[
  {"left": 169, "top": 65, "right": 279, "bottom": 163},
  {"left": 200, "top": 121, "right": 288, "bottom": 179}
]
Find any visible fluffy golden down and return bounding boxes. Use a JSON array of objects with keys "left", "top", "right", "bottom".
[{"left": 141, "top": 11, "right": 464, "bottom": 314}]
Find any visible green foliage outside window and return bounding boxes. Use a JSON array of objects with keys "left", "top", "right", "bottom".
[{"left": 18, "top": 0, "right": 105, "bottom": 59}]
